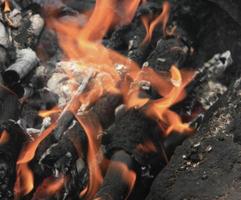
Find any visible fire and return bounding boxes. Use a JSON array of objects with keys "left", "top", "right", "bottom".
[
  {"left": 17, "top": 123, "right": 57, "bottom": 164},
  {"left": 75, "top": 112, "right": 103, "bottom": 200},
  {"left": 14, "top": 163, "right": 34, "bottom": 198},
  {"left": 32, "top": 176, "right": 65, "bottom": 200},
  {"left": 0, "top": 129, "right": 9, "bottom": 144},
  {"left": 38, "top": 106, "right": 61, "bottom": 118},
  {"left": 12, "top": 0, "right": 196, "bottom": 198},
  {"left": 141, "top": 1, "right": 170, "bottom": 44},
  {"left": 145, "top": 65, "right": 195, "bottom": 135},
  {"left": 2, "top": 0, "right": 11, "bottom": 12}
]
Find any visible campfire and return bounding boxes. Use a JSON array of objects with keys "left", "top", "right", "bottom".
[{"left": 0, "top": 0, "right": 240, "bottom": 200}]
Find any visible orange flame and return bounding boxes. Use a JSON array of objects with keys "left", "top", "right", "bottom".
[
  {"left": 0, "top": 129, "right": 9, "bottom": 144},
  {"left": 38, "top": 107, "right": 61, "bottom": 118},
  {"left": 141, "top": 1, "right": 170, "bottom": 44},
  {"left": 145, "top": 65, "right": 195, "bottom": 135},
  {"left": 17, "top": 123, "right": 57, "bottom": 164},
  {"left": 75, "top": 112, "right": 103, "bottom": 200},
  {"left": 14, "top": 163, "right": 34, "bottom": 198},
  {"left": 3, "top": 0, "right": 11, "bottom": 12},
  {"left": 32, "top": 176, "right": 65, "bottom": 200}
]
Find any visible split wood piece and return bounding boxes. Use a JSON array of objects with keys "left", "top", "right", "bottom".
[
  {"left": 146, "top": 77, "right": 241, "bottom": 200},
  {"left": 0, "top": 120, "right": 29, "bottom": 200}
]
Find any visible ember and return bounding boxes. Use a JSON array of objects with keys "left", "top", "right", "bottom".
[{"left": 0, "top": 0, "right": 240, "bottom": 200}]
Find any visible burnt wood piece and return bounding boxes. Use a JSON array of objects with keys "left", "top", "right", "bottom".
[
  {"left": 146, "top": 77, "right": 241, "bottom": 200},
  {"left": 0, "top": 121, "right": 29, "bottom": 200},
  {"left": 0, "top": 86, "right": 20, "bottom": 123},
  {"left": 174, "top": 50, "right": 233, "bottom": 118},
  {"left": 3, "top": 48, "right": 39, "bottom": 85},
  {"left": 146, "top": 38, "right": 191, "bottom": 71},
  {"left": 103, "top": 108, "right": 163, "bottom": 167},
  {"left": 39, "top": 120, "right": 87, "bottom": 176},
  {"left": 94, "top": 150, "right": 137, "bottom": 200}
]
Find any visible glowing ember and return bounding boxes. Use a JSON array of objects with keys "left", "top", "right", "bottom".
[
  {"left": 0, "top": 129, "right": 9, "bottom": 144},
  {"left": 32, "top": 176, "right": 65, "bottom": 200},
  {"left": 3, "top": 0, "right": 10, "bottom": 12}
]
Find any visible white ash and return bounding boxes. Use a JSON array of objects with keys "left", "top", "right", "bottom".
[
  {"left": 197, "top": 81, "right": 227, "bottom": 110},
  {"left": 29, "top": 14, "right": 45, "bottom": 36},
  {"left": 198, "top": 50, "right": 232, "bottom": 79},
  {"left": 48, "top": 61, "right": 104, "bottom": 107},
  {"left": 6, "top": 9, "right": 22, "bottom": 28},
  {"left": 196, "top": 50, "right": 232, "bottom": 110},
  {"left": 0, "top": 21, "right": 10, "bottom": 48}
]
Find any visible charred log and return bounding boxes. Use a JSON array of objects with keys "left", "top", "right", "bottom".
[{"left": 146, "top": 77, "right": 241, "bottom": 200}]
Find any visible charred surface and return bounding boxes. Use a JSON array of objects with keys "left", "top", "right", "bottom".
[{"left": 146, "top": 78, "right": 241, "bottom": 200}]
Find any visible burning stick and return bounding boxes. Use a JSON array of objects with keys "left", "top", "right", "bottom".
[
  {"left": 3, "top": 48, "right": 39, "bottom": 85},
  {"left": 54, "top": 69, "right": 94, "bottom": 140}
]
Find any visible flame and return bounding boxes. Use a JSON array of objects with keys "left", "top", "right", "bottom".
[
  {"left": 110, "top": 161, "right": 136, "bottom": 199},
  {"left": 75, "top": 112, "right": 103, "bottom": 200},
  {"left": 38, "top": 107, "right": 61, "bottom": 118},
  {"left": 32, "top": 176, "right": 65, "bottom": 200},
  {"left": 0, "top": 129, "right": 9, "bottom": 144},
  {"left": 3, "top": 0, "right": 10, "bottom": 12},
  {"left": 17, "top": 123, "right": 57, "bottom": 164},
  {"left": 14, "top": 163, "right": 34, "bottom": 198},
  {"left": 141, "top": 1, "right": 170, "bottom": 44},
  {"left": 145, "top": 65, "right": 195, "bottom": 135}
]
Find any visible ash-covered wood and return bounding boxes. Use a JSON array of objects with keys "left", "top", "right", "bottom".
[
  {"left": 3, "top": 48, "right": 39, "bottom": 85},
  {"left": 146, "top": 78, "right": 241, "bottom": 200}
]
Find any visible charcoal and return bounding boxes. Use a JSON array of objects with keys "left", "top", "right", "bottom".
[
  {"left": 0, "top": 85, "right": 20, "bottom": 123},
  {"left": 10, "top": 10, "right": 44, "bottom": 49},
  {"left": 103, "top": 108, "right": 163, "bottom": 167},
  {"left": 3, "top": 48, "right": 39, "bottom": 85},
  {"left": 0, "top": 120, "right": 29, "bottom": 200},
  {"left": 92, "top": 93, "right": 122, "bottom": 129},
  {"left": 146, "top": 38, "right": 190, "bottom": 71},
  {"left": 94, "top": 150, "right": 137, "bottom": 200},
  {"left": 39, "top": 120, "right": 87, "bottom": 176},
  {"left": 146, "top": 78, "right": 241, "bottom": 200},
  {"left": 25, "top": 88, "right": 59, "bottom": 110}
]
